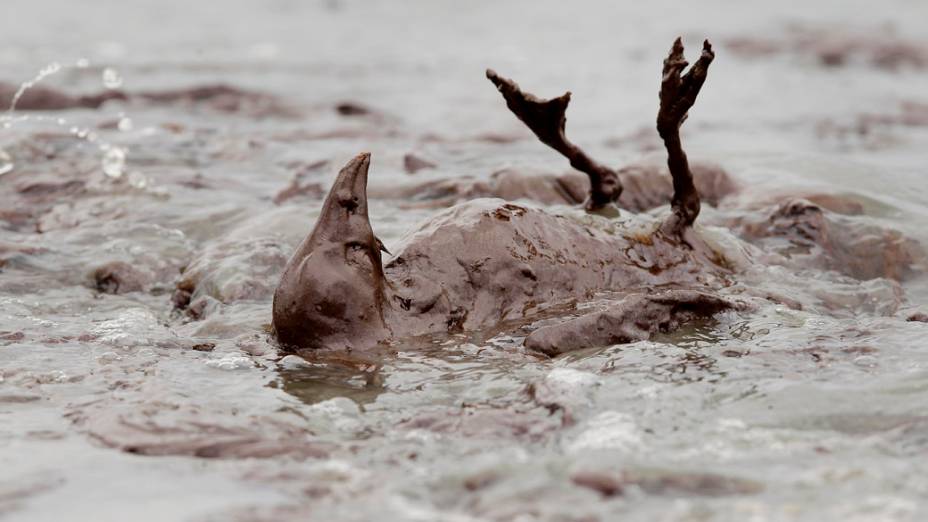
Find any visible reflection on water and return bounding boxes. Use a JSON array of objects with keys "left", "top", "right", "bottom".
[{"left": 276, "top": 353, "right": 386, "bottom": 406}]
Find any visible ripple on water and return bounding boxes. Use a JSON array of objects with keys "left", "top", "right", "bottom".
[
  {"left": 566, "top": 411, "right": 644, "bottom": 454},
  {"left": 205, "top": 354, "right": 255, "bottom": 371},
  {"left": 90, "top": 308, "right": 169, "bottom": 347}
]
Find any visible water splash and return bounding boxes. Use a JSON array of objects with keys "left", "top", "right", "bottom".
[
  {"left": 102, "top": 67, "right": 123, "bottom": 89},
  {"left": 1, "top": 58, "right": 94, "bottom": 130},
  {"left": 117, "top": 115, "right": 133, "bottom": 132},
  {"left": 102, "top": 147, "right": 127, "bottom": 178},
  {"left": 6, "top": 62, "right": 62, "bottom": 114},
  {"left": 0, "top": 60, "right": 139, "bottom": 184}
]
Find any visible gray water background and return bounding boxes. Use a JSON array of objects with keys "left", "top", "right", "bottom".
[{"left": 2, "top": 1, "right": 928, "bottom": 520}]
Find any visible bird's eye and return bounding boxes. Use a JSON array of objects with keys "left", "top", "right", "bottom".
[
  {"left": 339, "top": 196, "right": 359, "bottom": 212},
  {"left": 345, "top": 241, "right": 374, "bottom": 270}
]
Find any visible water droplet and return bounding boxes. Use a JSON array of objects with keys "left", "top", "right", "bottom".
[
  {"left": 75, "top": 58, "right": 90, "bottom": 68},
  {"left": 77, "top": 128, "right": 88, "bottom": 138},
  {"left": 6, "top": 62, "right": 67, "bottom": 112},
  {"left": 102, "top": 147, "right": 126, "bottom": 178},
  {"left": 0, "top": 150, "right": 13, "bottom": 176},
  {"left": 56, "top": 118, "right": 66, "bottom": 125},
  {"left": 102, "top": 67, "right": 123, "bottom": 89},
  {"left": 42, "top": 62, "right": 62, "bottom": 76},
  {"left": 128, "top": 171, "right": 147, "bottom": 189},
  {"left": 117, "top": 116, "right": 133, "bottom": 131},
  {"left": 69, "top": 126, "right": 79, "bottom": 134}
]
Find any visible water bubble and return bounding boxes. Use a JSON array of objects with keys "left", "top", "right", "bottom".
[
  {"left": 102, "top": 147, "right": 126, "bottom": 178},
  {"left": 75, "top": 58, "right": 90, "bottom": 68},
  {"left": 102, "top": 67, "right": 123, "bottom": 89},
  {"left": 0, "top": 149, "right": 13, "bottom": 176},
  {"left": 117, "top": 116, "right": 133, "bottom": 131}
]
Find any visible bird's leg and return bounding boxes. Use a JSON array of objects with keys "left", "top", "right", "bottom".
[
  {"left": 486, "top": 69, "right": 622, "bottom": 211},
  {"left": 656, "top": 38, "right": 715, "bottom": 235}
]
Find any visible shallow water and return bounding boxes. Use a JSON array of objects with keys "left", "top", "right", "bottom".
[{"left": 2, "top": 1, "right": 928, "bottom": 521}]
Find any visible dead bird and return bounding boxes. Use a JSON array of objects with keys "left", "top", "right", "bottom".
[{"left": 272, "top": 38, "right": 741, "bottom": 355}]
